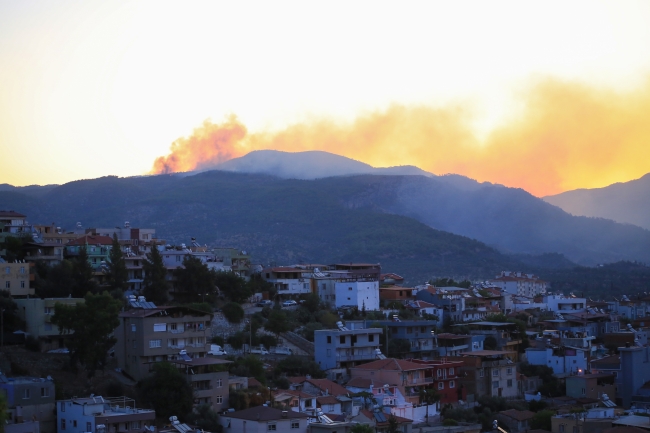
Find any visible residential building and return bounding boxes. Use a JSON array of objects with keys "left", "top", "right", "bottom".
[
  {"left": 436, "top": 333, "right": 484, "bottom": 357},
  {"left": 450, "top": 350, "right": 519, "bottom": 400},
  {"left": 90, "top": 224, "right": 158, "bottom": 256},
  {"left": 311, "top": 264, "right": 380, "bottom": 309},
  {"left": 313, "top": 324, "right": 383, "bottom": 373},
  {"left": 220, "top": 406, "right": 309, "bottom": 433},
  {"left": 551, "top": 407, "right": 617, "bottom": 433},
  {"left": 497, "top": 409, "right": 536, "bottom": 433},
  {"left": 350, "top": 409, "right": 414, "bottom": 433},
  {"left": 272, "top": 389, "right": 317, "bottom": 412},
  {"left": 212, "top": 248, "right": 252, "bottom": 278},
  {"left": 262, "top": 267, "right": 312, "bottom": 297},
  {"left": 65, "top": 235, "right": 113, "bottom": 271},
  {"left": 617, "top": 344, "right": 650, "bottom": 408},
  {"left": 404, "top": 301, "right": 444, "bottom": 327},
  {"left": 565, "top": 374, "right": 616, "bottom": 400},
  {"left": 544, "top": 295, "right": 587, "bottom": 313},
  {"left": 464, "top": 321, "right": 524, "bottom": 360},
  {"left": 415, "top": 287, "right": 466, "bottom": 322},
  {"left": 22, "top": 242, "right": 65, "bottom": 267},
  {"left": 56, "top": 396, "right": 155, "bottom": 433},
  {"left": 379, "top": 286, "right": 415, "bottom": 303},
  {"left": 525, "top": 346, "right": 588, "bottom": 375},
  {"left": 0, "top": 260, "right": 34, "bottom": 297},
  {"left": 115, "top": 304, "right": 230, "bottom": 410},
  {"left": 349, "top": 319, "right": 439, "bottom": 359},
  {"left": 0, "top": 374, "right": 56, "bottom": 433},
  {"left": 15, "top": 298, "right": 85, "bottom": 351},
  {"left": 489, "top": 272, "right": 547, "bottom": 297}
]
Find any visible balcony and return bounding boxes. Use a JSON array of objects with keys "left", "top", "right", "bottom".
[
  {"left": 336, "top": 353, "right": 377, "bottom": 362},
  {"left": 169, "top": 328, "right": 185, "bottom": 334}
]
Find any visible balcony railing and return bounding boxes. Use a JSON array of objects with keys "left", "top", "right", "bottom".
[{"left": 169, "top": 328, "right": 185, "bottom": 334}]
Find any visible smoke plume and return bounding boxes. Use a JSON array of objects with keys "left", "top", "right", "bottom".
[{"left": 150, "top": 77, "right": 650, "bottom": 196}]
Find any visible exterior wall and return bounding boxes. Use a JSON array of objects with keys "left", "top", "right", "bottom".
[
  {"left": 415, "top": 291, "right": 465, "bottom": 322},
  {"left": 314, "top": 328, "right": 382, "bottom": 370},
  {"left": 220, "top": 417, "right": 309, "bottom": 433},
  {"left": 452, "top": 357, "right": 518, "bottom": 400},
  {"left": 544, "top": 295, "right": 587, "bottom": 313},
  {"left": 565, "top": 376, "right": 616, "bottom": 400},
  {"left": 365, "top": 320, "right": 438, "bottom": 358},
  {"left": 116, "top": 308, "right": 212, "bottom": 381},
  {"left": 16, "top": 298, "right": 85, "bottom": 338},
  {"left": 0, "top": 378, "right": 56, "bottom": 433},
  {"left": 525, "top": 348, "right": 587, "bottom": 375},
  {"left": 56, "top": 399, "right": 156, "bottom": 433},
  {"left": 0, "top": 262, "right": 34, "bottom": 297},
  {"left": 335, "top": 281, "right": 380, "bottom": 311},
  {"left": 191, "top": 370, "right": 229, "bottom": 411},
  {"left": 619, "top": 345, "right": 650, "bottom": 408}
]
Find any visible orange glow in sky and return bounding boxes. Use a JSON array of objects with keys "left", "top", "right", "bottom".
[{"left": 2, "top": 1, "right": 650, "bottom": 195}]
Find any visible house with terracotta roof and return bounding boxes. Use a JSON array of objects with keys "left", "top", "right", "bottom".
[
  {"left": 65, "top": 234, "right": 114, "bottom": 271},
  {"left": 449, "top": 350, "right": 520, "bottom": 399},
  {"left": 350, "top": 409, "right": 414, "bottom": 433},
  {"left": 497, "top": 409, "right": 536, "bottom": 433},
  {"left": 272, "top": 389, "right": 317, "bottom": 412},
  {"left": 404, "top": 300, "right": 444, "bottom": 326},
  {"left": 314, "top": 326, "right": 383, "bottom": 373},
  {"left": 262, "top": 267, "right": 312, "bottom": 297}
]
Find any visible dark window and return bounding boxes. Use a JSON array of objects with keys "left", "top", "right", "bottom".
[
  {"left": 327, "top": 336, "right": 332, "bottom": 344},
  {"left": 368, "top": 334, "right": 374, "bottom": 342},
  {"left": 340, "top": 336, "right": 345, "bottom": 344}
]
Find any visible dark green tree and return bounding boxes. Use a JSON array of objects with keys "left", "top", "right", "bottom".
[
  {"left": 137, "top": 362, "right": 194, "bottom": 419},
  {"left": 387, "top": 338, "right": 411, "bottom": 358},
  {"left": 530, "top": 410, "right": 555, "bottom": 431},
  {"left": 104, "top": 234, "right": 128, "bottom": 297},
  {"left": 142, "top": 245, "right": 169, "bottom": 304},
  {"left": 186, "top": 404, "right": 223, "bottom": 433},
  {"left": 350, "top": 424, "right": 374, "bottom": 433},
  {"left": 387, "top": 415, "right": 400, "bottom": 433},
  {"left": 174, "top": 256, "right": 216, "bottom": 303},
  {"left": 34, "top": 260, "right": 75, "bottom": 298},
  {"left": 51, "top": 291, "right": 121, "bottom": 376},
  {"left": 0, "top": 290, "right": 22, "bottom": 332},
  {"left": 222, "top": 302, "right": 245, "bottom": 323},
  {"left": 229, "top": 355, "right": 266, "bottom": 385},
  {"left": 215, "top": 271, "right": 251, "bottom": 303},
  {"left": 265, "top": 310, "right": 290, "bottom": 337},
  {"left": 71, "top": 247, "right": 97, "bottom": 298}
]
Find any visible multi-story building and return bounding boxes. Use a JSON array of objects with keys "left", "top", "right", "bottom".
[
  {"left": 261, "top": 267, "right": 312, "bottom": 297},
  {"left": 565, "top": 374, "right": 616, "bottom": 400},
  {"left": 90, "top": 224, "right": 158, "bottom": 256},
  {"left": 525, "top": 346, "right": 588, "bottom": 375},
  {"left": 314, "top": 324, "right": 383, "bottom": 373},
  {"left": 464, "top": 321, "right": 524, "bottom": 360},
  {"left": 115, "top": 304, "right": 230, "bottom": 410},
  {"left": 15, "top": 298, "right": 85, "bottom": 351},
  {"left": 212, "top": 248, "right": 252, "bottom": 279},
  {"left": 65, "top": 235, "right": 113, "bottom": 272},
  {"left": 0, "top": 374, "right": 56, "bottom": 433},
  {"left": 617, "top": 344, "right": 650, "bottom": 408},
  {"left": 313, "top": 264, "right": 381, "bottom": 309},
  {"left": 348, "top": 319, "right": 439, "bottom": 359},
  {"left": 415, "top": 287, "right": 466, "bottom": 322},
  {"left": 0, "top": 211, "right": 34, "bottom": 256},
  {"left": 544, "top": 294, "right": 587, "bottom": 313},
  {"left": 451, "top": 350, "right": 520, "bottom": 400},
  {"left": 489, "top": 272, "right": 547, "bottom": 297},
  {"left": 436, "top": 333, "right": 484, "bottom": 357},
  {"left": 0, "top": 260, "right": 34, "bottom": 297},
  {"left": 56, "top": 396, "right": 155, "bottom": 433}
]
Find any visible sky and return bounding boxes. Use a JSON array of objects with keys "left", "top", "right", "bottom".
[{"left": 1, "top": 1, "right": 650, "bottom": 196}]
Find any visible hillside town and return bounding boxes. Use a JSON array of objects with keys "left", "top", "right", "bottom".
[{"left": 2, "top": 210, "right": 650, "bottom": 433}]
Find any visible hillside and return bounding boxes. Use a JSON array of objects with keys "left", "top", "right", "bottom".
[{"left": 544, "top": 173, "right": 650, "bottom": 230}]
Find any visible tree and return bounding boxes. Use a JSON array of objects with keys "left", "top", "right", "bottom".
[
  {"left": 137, "top": 362, "right": 194, "bottom": 419},
  {"left": 387, "top": 338, "right": 411, "bottom": 358},
  {"left": 0, "top": 390, "right": 7, "bottom": 433},
  {"left": 387, "top": 415, "right": 400, "bottom": 433},
  {"left": 530, "top": 410, "right": 555, "bottom": 431},
  {"left": 174, "top": 256, "right": 216, "bottom": 303},
  {"left": 215, "top": 271, "right": 251, "bottom": 303},
  {"left": 0, "top": 290, "right": 22, "bottom": 333},
  {"left": 142, "top": 245, "right": 169, "bottom": 304},
  {"left": 71, "top": 247, "right": 98, "bottom": 298},
  {"left": 265, "top": 310, "right": 291, "bottom": 337},
  {"left": 230, "top": 355, "right": 267, "bottom": 385},
  {"left": 51, "top": 291, "right": 121, "bottom": 376},
  {"left": 350, "top": 424, "right": 374, "bottom": 433},
  {"left": 104, "top": 234, "right": 128, "bottom": 297},
  {"left": 186, "top": 404, "right": 223, "bottom": 433},
  {"left": 222, "top": 302, "right": 245, "bottom": 323}
]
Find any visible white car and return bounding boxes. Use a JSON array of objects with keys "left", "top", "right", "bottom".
[{"left": 282, "top": 300, "right": 297, "bottom": 307}]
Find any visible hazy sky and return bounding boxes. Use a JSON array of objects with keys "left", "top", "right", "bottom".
[{"left": 2, "top": 1, "right": 650, "bottom": 195}]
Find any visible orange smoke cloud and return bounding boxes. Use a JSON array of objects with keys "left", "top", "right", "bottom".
[{"left": 151, "top": 77, "right": 650, "bottom": 196}]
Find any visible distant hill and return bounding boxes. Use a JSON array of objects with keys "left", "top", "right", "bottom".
[
  {"left": 544, "top": 173, "right": 650, "bottom": 230},
  {"left": 210, "top": 150, "right": 434, "bottom": 179}
]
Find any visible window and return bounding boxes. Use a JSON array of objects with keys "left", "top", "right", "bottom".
[
  {"left": 153, "top": 323, "right": 166, "bottom": 332},
  {"left": 572, "top": 427, "right": 578, "bottom": 433},
  {"left": 507, "top": 379, "right": 513, "bottom": 387},
  {"left": 20, "top": 280, "right": 25, "bottom": 288},
  {"left": 20, "top": 266, "right": 25, "bottom": 274},
  {"left": 479, "top": 369, "right": 484, "bottom": 378},
  {"left": 492, "top": 381, "right": 499, "bottom": 389},
  {"left": 149, "top": 339, "right": 162, "bottom": 348},
  {"left": 493, "top": 369, "right": 499, "bottom": 377},
  {"left": 437, "top": 369, "right": 442, "bottom": 377},
  {"left": 87, "top": 423, "right": 92, "bottom": 432},
  {"left": 305, "top": 399, "right": 313, "bottom": 407},
  {"left": 41, "top": 387, "right": 49, "bottom": 397},
  {"left": 216, "top": 395, "right": 223, "bottom": 404},
  {"left": 23, "top": 388, "right": 30, "bottom": 399},
  {"left": 73, "top": 421, "right": 78, "bottom": 428},
  {"left": 406, "top": 327, "right": 413, "bottom": 334},
  {"left": 368, "top": 334, "right": 374, "bottom": 342},
  {"left": 449, "top": 368, "right": 454, "bottom": 375},
  {"left": 291, "top": 421, "right": 300, "bottom": 429},
  {"left": 61, "top": 419, "right": 66, "bottom": 430},
  {"left": 5, "top": 281, "right": 9, "bottom": 289},
  {"left": 449, "top": 381, "right": 455, "bottom": 388},
  {"left": 560, "top": 425, "right": 565, "bottom": 433},
  {"left": 340, "top": 336, "right": 346, "bottom": 344},
  {"left": 438, "top": 382, "right": 444, "bottom": 390},
  {"left": 60, "top": 402, "right": 65, "bottom": 412},
  {"left": 348, "top": 287, "right": 352, "bottom": 291},
  {"left": 267, "top": 422, "right": 277, "bottom": 431},
  {"left": 133, "top": 340, "right": 137, "bottom": 348},
  {"left": 326, "top": 349, "right": 331, "bottom": 356},
  {"left": 131, "top": 324, "right": 136, "bottom": 332},
  {"left": 327, "top": 336, "right": 332, "bottom": 344},
  {"left": 507, "top": 367, "right": 513, "bottom": 375},
  {"left": 4, "top": 267, "right": 9, "bottom": 274},
  {"left": 216, "top": 379, "right": 223, "bottom": 388},
  {"left": 131, "top": 422, "right": 141, "bottom": 430},
  {"left": 176, "top": 255, "right": 181, "bottom": 262}
]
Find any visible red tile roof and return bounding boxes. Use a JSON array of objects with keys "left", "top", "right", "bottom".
[
  {"left": 305, "top": 378, "right": 349, "bottom": 397},
  {"left": 346, "top": 377, "right": 373, "bottom": 388},
  {"left": 0, "top": 211, "right": 26, "bottom": 218},
  {"left": 67, "top": 234, "right": 114, "bottom": 246},
  {"left": 317, "top": 395, "right": 339, "bottom": 405}
]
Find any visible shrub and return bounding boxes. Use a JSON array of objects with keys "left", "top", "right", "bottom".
[{"left": 222, "top": 302, "right": 245, "bottom": 324}]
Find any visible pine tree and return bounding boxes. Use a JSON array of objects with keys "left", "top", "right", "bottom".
[
  {"left": 105, "top": 233, "right": 128, "bottom": 297},
  {"left": 71, "top": 246, "right": 97, "bottom": 298},
  {"left": 142, "top": 244, "right": 169, "bottom": 304}
]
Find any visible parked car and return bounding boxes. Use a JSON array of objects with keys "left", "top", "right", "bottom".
[
  {"left": 282, "top": 300, "right": 297, "bottom": 307},
  {"left": 207, "top": 344, "right": 227, "bottom": 355},
  {"left": 250, "top": 345, "right": 270, "bottom": 355},
  {"left": 270, "top": 346, "right": 293, "bottom": 355},
  {"left": 256, "top": 300, "right": 273, "bottom": 307}
]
